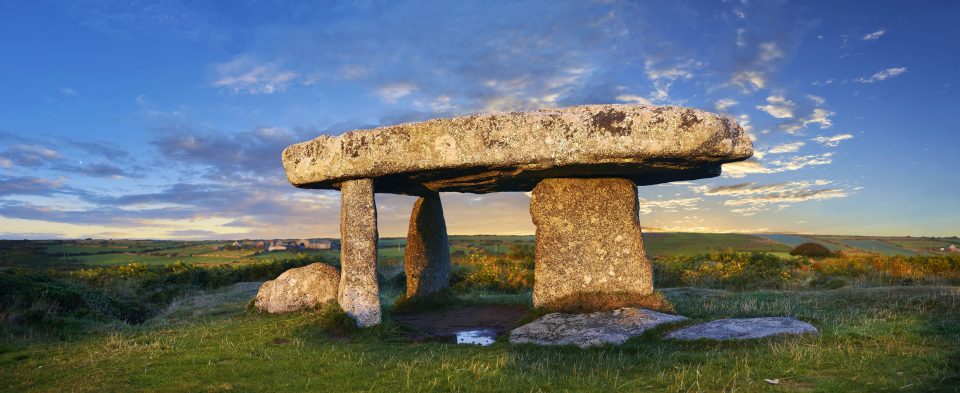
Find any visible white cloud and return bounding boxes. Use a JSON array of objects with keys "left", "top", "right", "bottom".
[
  {"left": 811, "top": 79, "right": 834, "bottom": 86},
  {"left": 714, "top": 98, "right": 738, "bottom": 112},
  {"left": 863, "top": 29, "right": 886, "bottom": 41},
  {"left": 376, "top": 83, "right": 418, "bottom": 103},
  {"left": 731, "top": 70, "right": 766, "bottom": 91},
  {"left": 768, "top": 152, "right": 834, "bottom": 171},
  {"left": 721, "top": 152, "right": 834, "bottom": 178},
  {"left": 802, "top": 108, "right": 834, "bottom": 129},
  {"left": 721, "top": 159, "right": 772, "bottom": 178},
  {"left": 616, "top": 94, "right": 652, "bottom": 105},
  {"left": 806, "top": 94, "right": 826, "bottom": 106},
  {"left": 756, "top": 95, "right": 795, "bottom": 119},
  {"left": 213, "top": 58, "right": 299, "bottom": 94},
  {"left": 60, "top": 88, "right": 79, "bottom": 96},
  {"left": 758, "top": 42, "right": 784, "bottom": 62},
  {"left": 0, "top": 157, "right": 12, "bottom": 169},
  {"left": 638, "top": 197, "right": 703, "bottom": 214},
  {"left": 643, "top": 59, "right": 698, "bottom": 81},
  {"left": 693, "top": 180, "right": 848, "bottom": 216},
  {"left": 768, "top": 141, "right": 805, "bottom": 154},
  {"left": 857, "top": 67, "right": 908, "bottom": 83},
  {"left": 812, "top": 133, "right": 853, "bottom": 147}
]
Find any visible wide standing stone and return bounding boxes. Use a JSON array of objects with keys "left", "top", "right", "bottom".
[
  {"left": 510, "top": 307, "right": 688, "bottom": 348},
  {"left": 530, "top": 178, "right": 653, "bottom": 310},
  {"left": 403, "top": 191, "right": 451, "bottom": 298},
  {"left": 254, "top": 263, "right": 340, "bottom": 314},
  {"left": 338, "top": 178, "right": 381, "bottom": 327}
]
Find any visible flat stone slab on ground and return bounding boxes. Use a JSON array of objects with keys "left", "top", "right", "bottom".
[
  {"left": 509, "top": 307, "right": 687, "bottom": 348},
  {"left": 666, "top": 317, "right": 818, "bottom": 341},
  {"left": 282, "top": 104, "right": 752, "bottom": 195}
]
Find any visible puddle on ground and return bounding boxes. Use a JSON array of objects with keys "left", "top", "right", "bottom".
[{"left": 455, "top": 328, "right": 497, "bottom": 346}]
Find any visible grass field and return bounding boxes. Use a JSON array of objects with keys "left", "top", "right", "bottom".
[
  {"left": 5, "top": 233, "right": 955, "bottom": 270},
  {"left": 2, "top": 285, "right": 958, "bottom": 392},
  {"left": 2, "top": 236, "right": 960, "bottom": 392}
]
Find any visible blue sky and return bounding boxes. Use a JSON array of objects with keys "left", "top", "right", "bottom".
[{"left": 0, "top": 0, "right": 957, "bottom": 239}]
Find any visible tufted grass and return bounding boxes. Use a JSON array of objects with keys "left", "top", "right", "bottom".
[{"left": 2, "top": 285, "right": 959, "bottom": 392}]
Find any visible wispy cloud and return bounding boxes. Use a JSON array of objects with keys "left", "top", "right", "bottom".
[
  {"left": 812, "top": 133, "right": 853, "bottom": 147},
  {"left": 857, "top": 67, "right": 908, "bottom": 83},
  {"left": 862, "top": 29, "right": 886, "bottom": 41},
  {"left": 639, "top": 197, "right": 703, "bottom": 215},
  {"left": 213, "top": 57, "right": 299, "bottom": 94},
  {"left": 722, "top": 152, "right": 834, "bottom": 178},
  {"left": 693, "top": 180, "right": 848, "bottom": 216},
  {"left": 756, "top": 95, "right": 795, "bottom": 119},
  {"left": 714, "top": 98, "right": 738, "bottom": 112},
  {"left": 767, "top": 141, "right": 805, "bottom": 154},
  {"left": 616, "top": 94, "right": 652, "bottom": 105},
  {"left": 377, "top": 83, "right": 418, "bottom": 103}
]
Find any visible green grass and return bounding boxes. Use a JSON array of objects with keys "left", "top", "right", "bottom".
[
  {"left": 2, "top": 286, "right": 958, "bottom": 392},
  {"left": 644, "top": 233, "right": 790, "bottom": 257}
]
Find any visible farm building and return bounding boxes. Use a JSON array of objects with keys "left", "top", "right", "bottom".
[{"left": 299, "top": 239, "right": 333, "bottom": 250}]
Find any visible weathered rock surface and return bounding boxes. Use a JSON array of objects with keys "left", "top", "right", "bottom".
[
  {"left": 666, "top": 317, "right": 819, "bottom": 341},
  {"left": 510, "top": 307, "right": 687, "bottom": 348},
  {"left": 530, "top": 178, "right": 653, "bottom": 309},
  {"left": 254, "top": 263, "right": 340, "bottom": 314},
  {"left": 403, "top": 191, "right": 451, "bottom": 298},
  {"left": 338, "top": 178, "right": 381, "bottom": 327},
  {"left": 282, "top": 104, "right": 753, "bottom": 195}
]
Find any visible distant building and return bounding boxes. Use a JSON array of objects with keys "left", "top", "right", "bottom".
[
  {"left": 268, "top": 244, "right": 288, "bottom": 252},
  {"left": 232, "top": 241, "right": 242, "bottom": 248},
  {"left": 941, "top": 244, "right": 959, "bottom": 253},
  {"left": 300, "top": 239, "right": 333, "bottom": 250}
]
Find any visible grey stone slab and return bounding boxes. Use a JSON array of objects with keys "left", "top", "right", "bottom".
[
  {"left": 666, "top": 317, "right": 819, "bottom": 340},
  {"left": 510, "top": 307, "right": 688, "bottom": 348}
]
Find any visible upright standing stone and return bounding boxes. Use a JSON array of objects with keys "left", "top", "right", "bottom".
[
  {"left": 530, "top": 178, "right": 653, "bottom": 310},
  {"left": 403, "top": 191, "right": 451, "bottom": 298},
  {"left": 338, "top": 178, "right": 381, "bottom": 326}
]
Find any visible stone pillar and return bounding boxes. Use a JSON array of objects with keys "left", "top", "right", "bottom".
[
  {"left": 403, "top": 191, "right": 451, "bottom": 298},
  {"left": 530, "top": 178, "right": 653, "bottom": 310},
  {"left": 338, "top": 178, "right": 381, "bottom": 327}
]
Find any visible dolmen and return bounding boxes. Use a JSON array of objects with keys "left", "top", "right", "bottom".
[{"left": 281, "top": 104, "right": 753, "bottom": 326}]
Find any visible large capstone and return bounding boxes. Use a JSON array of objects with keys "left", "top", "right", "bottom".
[
  {"left": 403, "top": 191, "right": 451, "bottom": 298},
  {"left": 282, "top": 104, "right": 753, "bottom": 195},
  {"left": 530, "top": 178, "right": 653, "bottom": 310},
  {"left": 254, "top": 263, "right": 340, "bottom": 314},
  {"left": 338, "top": 178, "right": 381, "bottom": 327}
]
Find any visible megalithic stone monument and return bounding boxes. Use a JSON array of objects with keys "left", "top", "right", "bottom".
[{"left": 281, "top": 104, "right": 752, "bottom": 325}]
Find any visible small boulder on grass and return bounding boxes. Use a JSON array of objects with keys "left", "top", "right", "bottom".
[{"left": 254, "top": 263, "right": 340, "bottom": 314}]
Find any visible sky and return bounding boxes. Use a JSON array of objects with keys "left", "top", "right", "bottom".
[{"left": 0, "top": 0, "right": 958, "bottom": 240}]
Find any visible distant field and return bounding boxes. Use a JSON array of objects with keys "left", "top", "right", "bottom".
[
  {"left": 836, "top": 239, "right": 921, "bottom": 256},
  {"left": 756, "top": 234, "right": 849, "bottom": 251},
  {"left": 4, "top": 233, "right": 958, "bottom": 269},
  {"left": 643, "top": 232, "right": 789, "bottom": 257}
]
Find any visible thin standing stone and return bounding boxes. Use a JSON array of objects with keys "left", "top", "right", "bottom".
[{"left": 338, "top": 178, "right": 381, "bottom": 327}]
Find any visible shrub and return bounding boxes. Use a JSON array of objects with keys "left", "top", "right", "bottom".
[
  {"left": 450, "top": 253, "right": 532, "bottom": 293},
  {"left": 790, "top": 242, "right": 832, "bottom": 258},
  {"left": 654, "top": 252, "right": 796, "bottom": 290}
]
